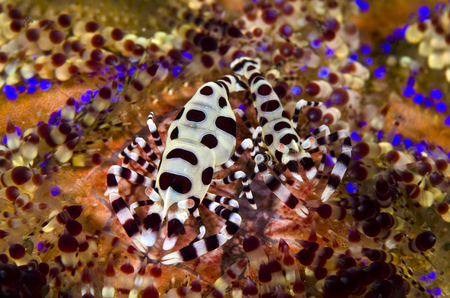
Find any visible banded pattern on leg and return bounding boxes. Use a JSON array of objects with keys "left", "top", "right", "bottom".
[
  {"left": 305, "top": 128, "right": 352, "bottom": 196},
  {"left": 129, "top": 199, "right": 155, "bottom": 218},
  {"left": 163, "top": 213, "right": 187, "bottom": 250},
  {"left": 161, "top": 199, "right": 242, "bottom": 265},
  {"left": 302, "top": 127, "right": 352, "bottom": 177},
  {"left": 252, "top": 126, "right": 263, "bottom": 147},
  {"left": 271, "top": 164, "right": 287, "bottom": 182},
  {"left": 234, "top": 108, "right": 255, "bottom": 133},
  {"left": 216, "top": 138, "right": 253, "bottom": 171},
  {"left": 317, "top": 146, "right": 328, "bottom": 172},
  {"left": 232, "top": 107, "right": 262, "bottom": 161},
  {"left": 301, "top": 125, "right": 334, "bottom": 169},
  {"left": 129, "top": 198, "right": 162, "bottom": 247},
  {"left": 190, "top": 209, "right": 205, "bottom": 243},
  {"left": 255, "top": 154, "right": 308, "bottom": 218},
  {"left": 141, "top": 211, "right": 163, "bottom": 247},
  {"left": 202, "top": 198, "right": 239, "bottom": 223},
  {"left": 251, "top": 126, "right": 263, "bottom": 158},
  {"left": 295, "top": 150, "right": 315, "bottom": 180},
  {"left": 305, "top": 128, "right": 349, "bottom": 153},
  {"left": 213, "top": 171, "right": 256, "bottom": 209},
  {"left": 302, "top": 124, "right": 331, "bottom": 143},
  {"left": 119, "top": 137, "right": 160, "bottom": 167},
  {"left": 108, "top": 193, "right": 141, "bottom": 240},
  {"left": 161, "top": 233, "right": 229, "bottom": 264},
  {"left": 205, "top": 193, "right": 239, "bottom": 213},
  {"left": 252, "top": 153, "right": 287, "bottom": 182},
  {"left": 233, "top": 107, "right": 262, "bottom": 160},
  {"left": 322, "top": 137, "right": 352, "bottom": 202},
  {"left": 292, "top": 99, "right": 322, "bottom": 128},
  {"left": 122, "top": 152, "right": 157, "bottom": 176},
  {"left": 330, "top": 149, "right": 337, "bottom": 164},
  {"left": 106, "top": 165, "right": 157, "bottom": 251},
  {"left": 147, "top": 112, "right": 165, "bottom": 153},
  {"left": 107, "top": 165, "right": 154, "bottom": 193}
]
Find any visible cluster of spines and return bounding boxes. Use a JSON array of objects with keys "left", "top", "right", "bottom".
[
  {"left": 351, "top": 139, "right": 450, "bottom": 212},
  {"left": 0, "top": 5, "right": 126, "bottom": 87},
  {"left": 223, "top": 233, "right": 438, "bottom": 298},
  {"left": 332, "top": 136, "right": 450, "bottom": 294},
  {"left": 141, "top": 3, "right": 250, "bottom": 82},
  {"left": 235, "top": 0, "right": 365, "bottom": 97},
  {"left": 0, "top": 229, "right": 440, "bottom": 298},
  {"left": 0, "top": 0, "right": 246, "bottom": 96},
  {"left": 379, "top": 3, "right": 450, "bottom": 128},
  {"left": 0, "top": 199, "right": 161, "bottom": 298},
  {"left": 0, "top": 78, "right": 123, "bottom": 170},
  {"left": 225, "top": 0, "right": 377, "bottom": 170},
  {"left": 0, "top": 73, "right": 142, "bottom": 276},
  {"left": 232, "top": 46, "right": 450, "bottom": 293},
  {"left": 405, "top": 4, "right": 450, "bottom": 74}
]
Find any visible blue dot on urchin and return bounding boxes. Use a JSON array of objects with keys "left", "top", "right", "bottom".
[
  {"left": 435, "top": 102, "right": 447, "bottom": 113},
  {"left": 346, "top": 182, "right": 358, "bottom": 194},
  {"left": 39, "top": 80, "right": 52, "bottom": 91},
  {"left": 350, "top": 131, "right": 362, "bottom": 141},
  {"left": 291, "top": 86, "right": 302, "bottom": 96},
  {"left": 50, "top": 185, "right": 61, "bottom": 196},
  {"left": 403, "top": 138, "right": 413, "bottom": 149},
  {"left": 172, "top": 66, "right": 182, "bottom": 78},
  {"left": 360, "top": 43, "right": 371, "bottom": 54},
  {"left": 430, "top": 88, "right": 443, "bottom": 100},
  {"left": 412, "top": 93, "right": 424, "bottom": 105},
  {"left": 318, "top": 67, "right": 330, "bottom": 78},
  {"left": 5, "top": 89, "right": 18, "bottom": 100},
  {"left": 28, "top": 77, "right": 39, "bottom": 85}
]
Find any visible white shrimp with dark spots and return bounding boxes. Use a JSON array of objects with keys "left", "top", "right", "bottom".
[
  {"left": 106, "top": 75, "right": 256, "bottom": 264},
  {"left": 231, "top": 57, "right": 352, "bottom": 209}
]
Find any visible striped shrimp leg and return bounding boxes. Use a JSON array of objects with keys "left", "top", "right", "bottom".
[
  {"left": 106, "top": 165, "right": 156, "bottom": 252},
  {"left": 161, "top": 196, "right": 242, "bottom": 264},
  {"left": 321, "top": 136, "right": 352, "bottom": 202}
]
